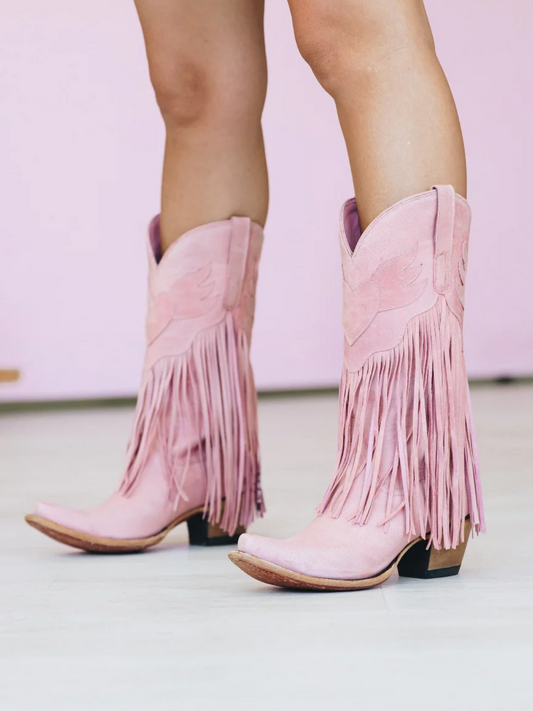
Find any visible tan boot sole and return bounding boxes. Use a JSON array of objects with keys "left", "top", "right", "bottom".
[
  {"left": 228, "top": 524, "right": 470, "bottom": 591},
  {"left": 228, "top": 548, "right": 407, "bottom": 591},
  {"left": 25, "top": 505, "right": 244, "bottom": 553}
]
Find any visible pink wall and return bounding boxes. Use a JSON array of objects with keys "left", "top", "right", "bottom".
[{"left": 1, "top": 1, "right": 532, "bottom": 402}]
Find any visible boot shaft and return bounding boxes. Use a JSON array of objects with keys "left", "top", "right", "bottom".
[
  {"left": 341, "top": 185, "right": 471, "bottom": 373},
  {"left": 121, "top": 216, "right": 265, "bottom": 534},
  {"left": 320, "top": 186, "right": 485, "bottom": 549},
  {"left": 145, "top": 216, "right": 263, "bottom": 370}
]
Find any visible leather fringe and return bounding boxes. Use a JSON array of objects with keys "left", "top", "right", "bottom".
[
  {"left": 120, "top": 312, "right": 263, "bottom": 535},
  {"left": 318, "top": 296, "right": 485, "bottom": 550}
]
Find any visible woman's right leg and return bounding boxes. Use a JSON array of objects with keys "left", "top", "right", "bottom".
[
  {"left": 26, "top": 1, "right": 268, "bottom": 552},
  {"left": 134, "top": 0, "right": 269, "bottom": 252}
]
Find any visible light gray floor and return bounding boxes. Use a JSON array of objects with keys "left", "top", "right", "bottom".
[{"left": 1, "top": 383, "right": 533, "bottom": 710}]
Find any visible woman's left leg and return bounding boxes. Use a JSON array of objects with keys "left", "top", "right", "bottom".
[
  {"left": 287, "top": 0, "right": 466, "bottom": 229},
  {"left": 230, "top": 0, "right": 485, "bottom": 590}
]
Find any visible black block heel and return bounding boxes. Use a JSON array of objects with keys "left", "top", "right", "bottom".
[
  {"left": 397, "top": 519, "right": 471, "bottom": 579},
  {"left": 187, "top": 511, "right": 245, "bottom": 547}
]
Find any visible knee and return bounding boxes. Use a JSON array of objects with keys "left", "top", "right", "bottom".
[
  {"left": 291, "top": 0, "right": 434, "bottom": 96},
  {"left": 148, "top": 52, "right": 266, "bottom": 130},
  {"left": 150, "top": 56, "right": 210, "bottom": 127}
]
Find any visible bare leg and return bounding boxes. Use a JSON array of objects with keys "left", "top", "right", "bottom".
[
  {"left": 229, "top": 1, "right": 481, "bottom": 589},
  {"left": 287, "top": 0, "right": 466, "bottom": 229},
  {"left": 134, "top": 0, "right": 268, "bottom": 252},
  {"left": 25, "top": 1, "right": 269, "bottom": 552}
]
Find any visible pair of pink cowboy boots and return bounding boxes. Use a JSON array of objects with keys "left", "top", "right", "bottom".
[{"left": 26, "top": 186, "right": 485, "bottom": 591}]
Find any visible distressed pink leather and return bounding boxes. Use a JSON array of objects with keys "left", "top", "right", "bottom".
[
  {"left": 239, "top": 187, "right": 485, "bottom": 581},
  {"left": 34, "top": 215, "right": 265, "bottom": 541}
]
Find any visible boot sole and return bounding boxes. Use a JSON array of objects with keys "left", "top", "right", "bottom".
[
  {"left": 228, "top": 520, "right": 471, "bottom": 591},
  {"left": 25, "top": 506, "right": 244, "bottom": 553},
  {"left": 228, "top": 549, "right": 405, "bottom": 591}
]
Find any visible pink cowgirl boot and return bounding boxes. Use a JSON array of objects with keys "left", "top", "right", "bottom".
[
  {"left": 230, "top": 186, "right": 485, "bottom": 590},
  {"left": 26, "top": 216, "right": 265, "bottom": 552}
]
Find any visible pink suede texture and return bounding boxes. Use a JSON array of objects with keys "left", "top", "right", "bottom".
[
  {"left": 239, "top": 187, "right": 485, "bottom": 580},
  {"left": 340, "top": 188, "right": 471, "bottom": 373},
  {"left": 35, "top": 216, "right": 265, "bottom": 540},
  {"left": 144, "top": 216, "right": 262, "bottom": 370}
]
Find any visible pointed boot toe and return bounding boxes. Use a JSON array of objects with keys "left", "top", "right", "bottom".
[
  {"left": 237, "top": 532, "right": 283, "bottom": 561},
  {"left": 230, "top": 533, "right": 301, "bottom": 588},
  {"left": 32, "top": 501, "right": 89, "bottom": 531},
  {"left": 231, "top": 533, "right": 325, "bottom": 586},
  {"left": 26, "top": 501, "right": 96, "bottom": 548}
]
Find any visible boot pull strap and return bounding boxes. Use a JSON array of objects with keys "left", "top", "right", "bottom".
[
  {"left": 433, "top": 185, "right": 455, "bottom": 294},
  {"left": 224, "top": 217, "right": 251, "bottom": 309}
]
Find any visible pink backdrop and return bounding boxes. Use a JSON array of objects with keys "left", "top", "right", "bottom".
[{"left": 1, "top": 1, "right": 532, "bottom": 402}]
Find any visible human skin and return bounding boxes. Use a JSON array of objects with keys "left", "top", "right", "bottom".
[
  {"left": 135, "top": 0, "right": 465, "bottom": 244},
  {"left": 82, "top": 0, "right": 469, "bottom": 570},
  {"left": 134, "top": 0, "right": 269, "bottom": 253},
  {"left": 286, "top": 0, "right": 467, "bottom": 229}
]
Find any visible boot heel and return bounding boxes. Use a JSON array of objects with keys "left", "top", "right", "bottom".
[
  {"left": 187, "top": 510, "right": 245, "bottom": 547},
  {"left": 398, "top": 519, "right": 471, "bottom": 579}
]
